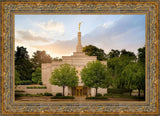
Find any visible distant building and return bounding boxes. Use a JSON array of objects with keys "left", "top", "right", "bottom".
[{"left": 42, "top": 29, "right": 107, "bottom": 96}]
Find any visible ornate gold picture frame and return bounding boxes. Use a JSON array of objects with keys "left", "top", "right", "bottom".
[{"left": 0, "top": 0, "right": 159, "bottom": 115}]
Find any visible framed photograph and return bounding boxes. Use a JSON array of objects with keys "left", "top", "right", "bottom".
[{"left": 0, "top": 0, "right": 159, "bottom": 115}]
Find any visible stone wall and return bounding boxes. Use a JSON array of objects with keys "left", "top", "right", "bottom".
[
  {"left": 15, "top": 85, "right": 48, "bottom": 94},
  {"left": 91, "top": 88, "right": 108, "bottom": 96}
]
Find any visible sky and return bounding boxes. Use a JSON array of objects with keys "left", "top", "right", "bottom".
[{"left": 15, "top": 15, "right": 145, "bottom": 58}]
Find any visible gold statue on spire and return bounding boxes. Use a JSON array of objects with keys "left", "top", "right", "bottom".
[{"left": 79, "top": 22, "right": 82, "bottom": 31}]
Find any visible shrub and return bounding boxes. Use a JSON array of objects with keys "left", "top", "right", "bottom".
[
  {"left": 104, "top": 93, "right": 113, "bottom": 96},
  {"left": 39, "top": 81, "right": 43, "bottom": 85},
  {"left": 56, "top": 93, "right": 62, "bottom": 96},
  {"left": 16, "top": 80, "right": 32, "bottom": 85},
  {"left": 51, "top": 96, "right": 74, "bottom": 99},
  {"left": 15, "top": 90, "right": 25, "bottom": 92},
  {"left": 26, "top": 93, "right": 43, "bottom": 97},
  {"left": 44, "top": 92, "right": 53, "bottom": 96},
  {"left": 108, "top": 88, "right": 130, "bottom": 94},
  {"left": 26, "top": 86, "right": 47, "bottom": 89},
  {"left": 15, "top": 93, "right": 25, "bottom": 97},
  {"left": 96, "top": 93, "right": 102, "bottom": 97}
]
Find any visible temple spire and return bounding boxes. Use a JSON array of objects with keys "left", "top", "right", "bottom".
[
  {"left": 76, "top": 22, "right": 83, "bottom": 52},
  {"left": 79, "top": 22, "right": 82, "bottom": 32}
]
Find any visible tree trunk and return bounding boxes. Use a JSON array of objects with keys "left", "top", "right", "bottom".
[
  {"left": 129, "top": 89, "right": 132, "bottom": 96},
  {"left": 144, "top": 89, "right": 145, "bottom": 99},
  {"left": 72, "top": 87, "right": 73, "bottom": 96},
  {"left": 96, "top": 88, "right": 98, "bottom": 96},
  {"left": 63, "top": 86, "right": 65, "bottom": 96},
  {"left": 138, "top": 89, "right": 141, "bottom": 98}
]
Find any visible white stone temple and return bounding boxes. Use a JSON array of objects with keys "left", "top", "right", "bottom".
[{"left": 41, "top": 23, "right": 107, "bottom": 96}]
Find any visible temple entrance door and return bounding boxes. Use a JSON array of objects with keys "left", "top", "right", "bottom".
[{"left": 76, "top": 87, "right": 83, "bottom": 96}]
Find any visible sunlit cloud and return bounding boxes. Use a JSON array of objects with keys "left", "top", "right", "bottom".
[
  {"left": 15, "top": 15, "right": 145, "bottom": 58},
  {"left": 15, "top": 30, "right": 50, "bottom": 45},
  {"left": 37, "top": 20, "right": 64, "bottom": 34}
]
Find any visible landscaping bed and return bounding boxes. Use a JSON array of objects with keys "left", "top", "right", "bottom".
[
  {"left": 15, "top": 92, "right": 53, "bottom": 97},
  {"left": 86, "top": 96, "right": 108, "bottom": 100},
  {"left": 104, "top": 93, "right": 145, "bottom": 99},
  {"left": 51, "top": 96, "right": 75, "bottom": 99}
]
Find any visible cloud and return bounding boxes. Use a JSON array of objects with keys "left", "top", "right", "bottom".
[
  {"left": 21, "top": 15, "right": 145, "bottom": 57},
  {"left": 15, "top": 30, "right": 50, "bottom": 44},
  {"left": 81, "top": 15, "right": 145, "bottom": 54},
  {"left": 31, "top": 39, "right": 77, "bottom": 57},
  {"left": 37, "top": 20, "right": 64, "bottom": 34}
]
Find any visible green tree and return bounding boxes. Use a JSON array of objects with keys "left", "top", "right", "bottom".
[
  {"left": 49, "top": 64, "right": 79, "bottom": 96},
  {"left": 107, "top": 49, "right": 137, "bottom": 89},
  {"left": 15, "top": 46, "right": 33, "bottom": 80},
  {"left": 15, "top": 69, "right": 21, "bottom": 85},
  {"left": 32, "top": 67, "right": 41, "bottom": 84},
  {"left": 107, "top": 49, "right": 120, "bottom": 59},
  {"left": 137, "top": 46, "right": 145, "bottom": 97},
  {"left": 83, "top": 45, "right": 107, "bottom": 61},
  {"left": 120, "top": 49, "right": 136, "bottom": 58},
  {"left": 122, "top": 62, "right": 145, "bottom": 96},
  {"left": 138, "top": 47, "right": 145, "bottom": 64},
  {"left": 122, "top": 63, "right": 136, "bottom": 96},
  {"left": 31, "top": 50, "right": 53, "bottom": 68},
  {"left": 135, "top": 63, "right": 145, "bottom": 97},
  {"left": 15, "top": 46, "right": 29, "bottom": 60},
  {"left": 81, "top": 61, "right": 111, "bottom": 96}
]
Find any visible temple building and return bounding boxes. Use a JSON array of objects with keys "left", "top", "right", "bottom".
[{"left": 41, "top": 23, "right": 107, "bottom": 96}]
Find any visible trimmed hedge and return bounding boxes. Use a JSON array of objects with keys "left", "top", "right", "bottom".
[
  {"left": 26, "top": 86, "right": 47, "bottom": 89},
  {"left": 38, "top": 81, "right": 43, "bottom": 85},
  {"left": 51, "top": 96, "right": 74, "bottom": 99},
  {"left": 15, "top": 80, "right": 32, "bottom": 85},
  {"left": 86, "top": 96, "right": 108, "bottom": 100},
  {"left": 108, "top": 88, "right": 130, "bottom": 94},
  {"left": 15, "top": 93, "right": 25, "bottom": 97},
  {"left": 15, "top": 93, "right": 44, "bottom": 97},
  {"left": 44, "top": 92, "right": 53, "bottom": 96},
  {"left": 56, "top": 93, "right": 62, "bottom": 96},
  {"left": 96, "top": 93, "right": 102, "bottom": 97}
]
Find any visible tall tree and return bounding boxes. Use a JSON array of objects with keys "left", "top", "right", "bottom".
[
  {"left": 32, "top": 67, "right": 41, "bottom": 84},
  {"left": 15, "top": 46, "right": 33, "bottom": 80},
  {"left": 107, "top": 49, "right": 120, "bottom": 59},
  {"left": 135, "top": 63, "right": 145, "bottom": 97},
  {"left": 120, "top": 49, "right": 136, "bottom": 60},
  {"left": 31, "top": 50, "right": 53, "bottom": 68},
  {"left": 83, "top": 45, "right": 107, "bottom": 61},
  {"left": 15, "top": 46, "right": 29, "bottom": 60},
  {"left": 137, "top": 46, "right": 145, "bottom": 97},
  {"left": 107, "top": 49, "right": 137, "bottom": 88},
  {"left": 122, "top": 63, "right": 137, "bottom": 96},
  {"left": 81, "top": 61, "right": 111, "bottom": 96},
  {"left": 49, "top": 63, "right": 79, "bottom": 96},
  {"left": 15, "top": 69, "right": 21, "bottom": 85},
  {"left": 138, "top": 47, "right": 145, "bottom": 64},
  {"left": 122, "top": 62, "right": 145, "bottom": 97}
]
